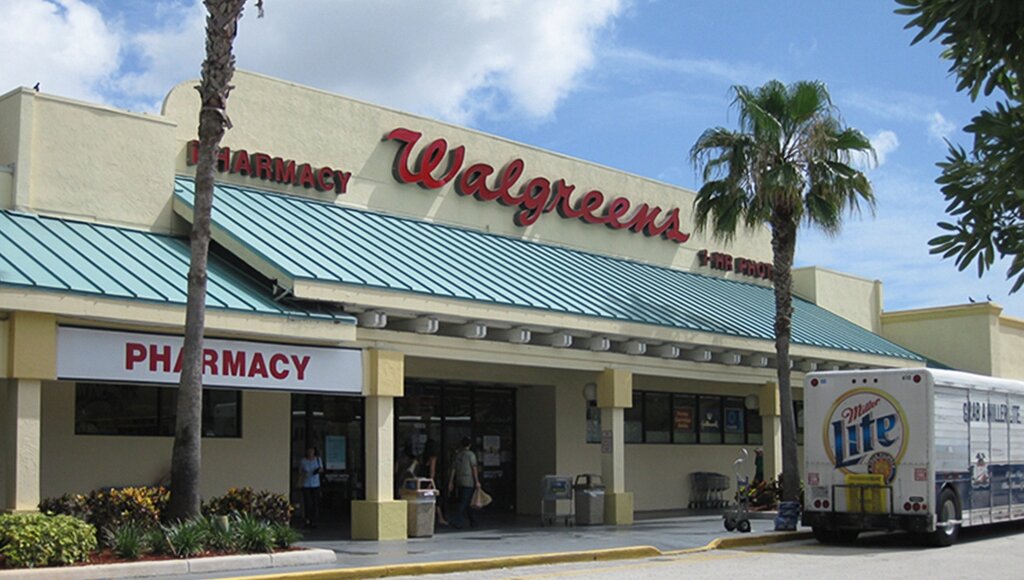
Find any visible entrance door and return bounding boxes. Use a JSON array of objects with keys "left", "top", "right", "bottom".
[
  {"left": 291, "top": 394, "right": 364, "bottom": 524},
  {"left": 397, "top": 383, "right": 516, "bottom": 513}
]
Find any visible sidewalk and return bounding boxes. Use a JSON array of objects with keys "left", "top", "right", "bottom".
[{"left": 0, "top": 511, "right": 812, "bottom": 580}]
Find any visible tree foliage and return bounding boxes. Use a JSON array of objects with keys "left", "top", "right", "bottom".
[
  {"left": 897, "top": 0, "right": 1024, "bottom": 292},
  {"left": 690, "top": 80, "right": 874, "bottom": 502}
]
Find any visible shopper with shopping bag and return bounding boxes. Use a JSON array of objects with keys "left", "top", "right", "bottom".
[{"left": 448, "top": 436, "right": 480, "bottom": 528}]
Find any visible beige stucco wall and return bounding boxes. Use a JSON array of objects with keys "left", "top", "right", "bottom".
[
  {"left": 14, "top": 93, "right": 179, "bottom": 232},
  {"left": 161, "top": 71, "right": 774, "bottom": 277},
  {"left": 0, "top": 89, "right": 29, "bottom": 210},
  {"left": 40, "top": 382, "right": 290, "bottom": 499},
  {"left": 793, "top": 266, "right": 883, "bottom": 332},
  {"left": 996, "top": 318, "right": 1024, "bottom": 379},
  {"left": 881, "top": 304, "right": 997, "bottom": 376}
]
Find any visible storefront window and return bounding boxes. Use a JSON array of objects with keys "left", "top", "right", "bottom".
[
  {"left": 745, "top": 405, "right": 763, "bottom": 445},
  {"left": 723, "top": 397, "right": 745, "bottom": 445},
  {"left": 586, "top": 399, "right": 601, "bottom": 444},
  {"left": 625, "top": 392, "right": 643, "bottom": 443},
  {"left": 644, "top": 392, "right": 671, "bottom": 443},
  {"left": 75, "top": 383, "right": 241, "bottom": 437},
  {"left": 698, "top": 395, "right": 722, "bottom": 444},
  {"left": 672, "top": 394, "right": 697, "bottom": 443}
]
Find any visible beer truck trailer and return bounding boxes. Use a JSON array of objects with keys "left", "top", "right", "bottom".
[{"left": 802, "top": 368, "right": 1024, "bottom": 546}]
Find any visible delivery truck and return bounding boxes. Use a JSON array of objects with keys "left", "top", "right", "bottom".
[{"left": 802, "top": 368, "right": 1024, "bottom": 546}]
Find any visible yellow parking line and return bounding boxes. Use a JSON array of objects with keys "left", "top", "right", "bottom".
[{"left": 506, "top": 549, "right": 758, "bottom": 579}]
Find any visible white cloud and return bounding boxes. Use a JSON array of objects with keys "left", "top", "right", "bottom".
[
  {"left": 841, "top": 89, "right": 958, "bottom": 146},
  {"left": 871, "top": 130, "right": 899, "bottom": 166},
  {"left": 0, "top": 0, "right": 122, "bottom": 102},
  {"left": 851, "top": 129, "right": 898, "bottom": 171},
  {"left": 10, "top": 0, "right": 627, "bottom": 124},
  {"left": 602, "top": 46, "right": 774, "bottom": 87},
  {"left": 928, "top": 111, "right": 955, "bottom": 141}
]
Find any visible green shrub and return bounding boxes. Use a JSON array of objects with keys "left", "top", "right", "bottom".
[
  {"left": 38, "top": 493, "right": 90, "bottom": 521},
  {"left": 204, "top": 487, "right": 293, "bottom": 526},
  {"left": 39, "top": 486, "right": 169, "bottom": 541},
  {"left": 271, "top": 523, "right": 301, "bottom": 549},
  {"left": 232, "top": 515, "right": 275, "bottom": 554},
  {"left": 197, "top": 516, "right": 236, "bottom": 552},
  {"left": 161, "top": 518, "right": 207, "bottom": 558},
  {"left": 144, "top": 527, "right": 168, "bottom": 556},
  {"left": 0, "top": 513, "right": 97, "bottom": 568},
  {"left": 103, "top": 522, "right": 149, "bottom": 560}
]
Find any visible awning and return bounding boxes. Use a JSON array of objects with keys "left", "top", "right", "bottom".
[
  {"left": 0, "top": 208, "right": 354, "bottom": 327},
  {"left": 172, "top": 177, "right": 922, "bottom": 361}
]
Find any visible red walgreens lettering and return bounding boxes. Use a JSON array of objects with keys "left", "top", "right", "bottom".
[{"left": 385, "top": 128, "right": 691, "bottom": 243}]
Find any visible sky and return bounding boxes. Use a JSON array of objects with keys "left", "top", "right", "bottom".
[{"left": 3, "top": 0, "right": 1022, "bottom": 319}]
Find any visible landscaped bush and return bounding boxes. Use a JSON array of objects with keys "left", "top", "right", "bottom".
[
  {"left": 40, "top": 486, "right": 169, "bottom": 538},
  {"left": 197, "top": 515, "right": 236, "bottom": 552},
  {"left": 0, "top": 513, "right": 97, "bottom": 568},
  {"left": 162, "top": 518, "right": 208, "bottom": 558},
  {"left": 103, "top": 522, "right": 150, "bottom": 560},
  {"left": 203, "top": 487, "right": 293, "bottom": 526},
  {"left": 232, "top": 515, "right": 275, "bottom": 554},
  {"left": 271, "top": 522, "right": 301, "bottom": 549}
]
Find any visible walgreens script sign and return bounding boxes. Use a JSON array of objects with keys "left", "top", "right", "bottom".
[{"left": 57, "top": 327, "right": 362, "bottom": 393}]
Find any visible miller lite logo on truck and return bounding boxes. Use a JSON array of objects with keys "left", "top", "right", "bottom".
[
  {"left": 825, "top": 388, "right": 907, "bottom": 482},
  {"left": 804, "top": 369, "right": 1024, "bottom": 547}
]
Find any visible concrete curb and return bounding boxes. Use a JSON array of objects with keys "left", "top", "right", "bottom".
[
  {"left": 220, "top": 533, "right": 813, "bottom": 580},
  {"left": 219, "top": 546, "right": 663, "bottom": 580},
  {"left": 0, "top": 548, "right": 337, "bottom": 580}
]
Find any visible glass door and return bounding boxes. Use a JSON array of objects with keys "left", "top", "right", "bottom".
[{"left": 290, "top": 394, "right": 364, "bottom": 523}]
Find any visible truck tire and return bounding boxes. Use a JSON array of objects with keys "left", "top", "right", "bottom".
[{"left": 929, "top": 488, "right": 961, "bottom": 547}]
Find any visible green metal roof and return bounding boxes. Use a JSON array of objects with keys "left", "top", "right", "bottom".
[
  {"left": 173, "top": 177, "right": 922, "bottom": 361},
  {"left": 0, "top": 208, "right": 352, "bottom": 323}
]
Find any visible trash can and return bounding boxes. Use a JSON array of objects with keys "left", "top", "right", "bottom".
[
  {"left": 400, "top": 477, "right": 437, "bottom": 537},
  {"left": 573, "top": 473, "right": 605, "bottom": 525}
]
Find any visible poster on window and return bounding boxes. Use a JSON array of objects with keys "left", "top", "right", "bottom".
[
  {"left": 325, "top": 435, "right": 347, "bottom": 470},
  {"left": 674, "top": 407, "right": 694, "bottom": 430},
  {"left": 482, "top": 435, "right": 501, "bottom": 466},
  {"left": 724, "top": 408, "right": 744, "bottom": 433}
]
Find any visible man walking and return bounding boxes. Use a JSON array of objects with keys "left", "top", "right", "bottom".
[{"left": 448, "top": 436, "right": 480, "bottom": 528}]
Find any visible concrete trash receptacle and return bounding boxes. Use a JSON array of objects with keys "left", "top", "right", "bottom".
[
  {"left": 573, "top": 473, "right": 605, "bottom": 525},
  {"left": 400, "top": 477, "right": 437, "bottom": 537}
]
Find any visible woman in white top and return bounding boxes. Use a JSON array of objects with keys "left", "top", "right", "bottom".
[{"left": 299, "top": 447, "right": 324, "bottom": 528}]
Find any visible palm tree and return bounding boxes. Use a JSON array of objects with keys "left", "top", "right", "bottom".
[
  {"left": 689, "top": 80, "right": 875, "bottom": 503},
  {"left": 166, "top": 0, "right": 262, "bottom": 521}
]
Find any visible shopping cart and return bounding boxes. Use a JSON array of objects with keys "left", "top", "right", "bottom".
[
  {"left": 688, "top": 471, "right": 731, "bottom": 509},
  {"left": 540, "top": 475, "right": 574, "bottom": 526},
  {"left": 723, "top": 448, "right": 752, "bottom": 533}
]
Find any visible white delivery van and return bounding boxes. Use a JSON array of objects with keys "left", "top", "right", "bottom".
[{"left": 802, "top": 368, "right": 1024, "bottom": 546}]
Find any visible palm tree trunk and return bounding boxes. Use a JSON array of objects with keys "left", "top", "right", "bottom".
[
  {"left": 771, "top": 215, "right": 801, "bottom": 504},
  {"left": 166, "top": 0, "right": 247, "bottom": 522}
]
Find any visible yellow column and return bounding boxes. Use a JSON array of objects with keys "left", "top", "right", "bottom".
[
  {"left": 351, "top": 350, "right": 407, "bottom": 540},
  {"left": 2, "top": 380, "right": 42, "bottom": 512},
  {"left": 597, "top": 368, "right": 633, "bottom": 525},
  {"left": 3, "top": 312, "right": 55, "bottom": 513},
  {"left": 760, "top": 381, "right": 782, "bottom": 481}
]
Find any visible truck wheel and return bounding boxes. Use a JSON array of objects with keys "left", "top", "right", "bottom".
[
  {"left": 724, "top": 517, "right": 736, "bottom": 531},
  {"left": 930, "top": 488, "right": 961, "bottom": 547},
  {"left": 812, "top": 527, "right": 837, "bottom": 544},
  {"left": 737, "top": 519, "right": 752, "bottom": 533},
  {"left": 833, "top": 530, "right": 859, "bottom": 544}
]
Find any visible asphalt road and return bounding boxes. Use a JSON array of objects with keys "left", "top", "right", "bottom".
[{"left": 392, "top": 521, "right": 1024, "bottom": 580}]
